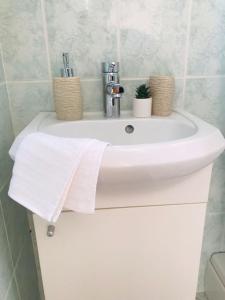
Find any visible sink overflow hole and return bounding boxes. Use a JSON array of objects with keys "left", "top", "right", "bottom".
[{"left": 125, "top": 125, "right": 134, "bottom": 134}]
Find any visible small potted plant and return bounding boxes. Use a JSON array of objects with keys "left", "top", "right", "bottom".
[{"left": 133, "top": 84, "right": 152, "bottom": 118}]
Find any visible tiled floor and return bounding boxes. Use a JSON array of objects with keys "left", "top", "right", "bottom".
[{"left": 196, "top": 292, "right": 208, "bottom": 300}]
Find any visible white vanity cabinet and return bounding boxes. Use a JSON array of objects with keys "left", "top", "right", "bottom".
[{"left": 32, "top": 165, "right": 212, "bottom": 300}]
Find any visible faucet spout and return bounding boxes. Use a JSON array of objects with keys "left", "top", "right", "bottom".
[{"left": 102, "top": 62, "right": 124, "bottom": 118}]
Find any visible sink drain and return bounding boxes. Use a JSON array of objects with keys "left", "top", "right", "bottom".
[{"left": 125, "top": 125, "right": 134, "bottom": 134}]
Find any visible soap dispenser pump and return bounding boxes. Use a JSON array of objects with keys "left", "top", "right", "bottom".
[
  {"left": 53, "top": 53, "right": 83, "bottom": 121},
  {"left": 61, "top": 53, "right": 74, "bottom": 78}
]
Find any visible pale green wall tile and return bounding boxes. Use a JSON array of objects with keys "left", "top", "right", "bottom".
[
  {"left": 188, "top": 0, "right": 225, "bottom": 75},
  {"left": 6, "top": 277, "right": 20, "bottom": 300},
  {"left": 207, "top": 154, "right": 225, "bottom": 214},
  {"left": 0, "top": 47, "right": 5, "bottom": 83},
  {"left": 15, "top": 234, "right": 40, "bottom": 300},
  {"left": 173, "top": 79, "right": 185, "bottom": 109},
  {"left": 81, "top": 80, "right": 104, "bottom": 112},
  {"left": 184, "top": 78, "right": 225, "bottom": 135},
  {"left": 0, "top": 182, "right": 29, "bottom": 265},
  {"left": 0, "top": 66, "right": 4, "bottom": 83},
  {"left": 197, "top": 212, "right": 225, "bottom": 292},
  {"left": 0, "top": 36, "right": 16, "bottom": 300},
  {"left": 0, "top": 204, "right": 13, "bottom": 300},
  {"left": 0, "top": 0, "right": 49, "bottom": 80},
  {"left": 46, "top": 0, "right": 117, "bottom": 78},
  {"left": 120, "top": 0, "right": 189, "bottom": 77},
  {"left": 0, "top": 84, "right": 14, "bottom": 186},
  {"left": 8, "top": 82, "right": 53, "bottom": 134},
  {"left": 0, "top": 3, "right": 42, "bottom": 295}
]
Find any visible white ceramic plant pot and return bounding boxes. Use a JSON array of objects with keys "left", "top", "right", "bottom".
[{"left": 133, "top": 98, "right": 152, "bottom": 118}]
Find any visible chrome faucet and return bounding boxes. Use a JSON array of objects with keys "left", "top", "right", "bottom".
[{"left": 102, "top": 62, "right": 124, "bottom": 118}]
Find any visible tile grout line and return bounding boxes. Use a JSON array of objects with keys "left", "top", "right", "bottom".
[
  {"left": 220, "top": 214, "right": 225, "bottom": 252},
  {"left": 3, "top": 275, "right": 15, "bottom": 300},
  {"left": 11, "top": 236, "right": 26, "bottom": 300},
  {"left": 116, "top": 0, "right": 121, "bottom": 63},
  {"left": 0, "top": 44, "right": 16, "bottom": 137},
  {"left": 5, "top": 74, "right": 225, "bottom": 86},
  {"left": 3, "top": 218, "right": 26, "bottom": 300},
  {"left": 7, "top": 80, "right": 51, "bottom": 84},
  {"left": 0, "top": 181, "right": 25, "bottom": 300},
  {"left": 0, "top": 175, "right": 11, "bottom": 194},
  {"left": 40, "top": 0, "right": 53, "bottom": 85},
  {"left": 0, "top": 198, "right": 22, "bottom": 300},
  {"left": 187, "top": 74, "right": 225, "bottom": 79},
  {"left": 0, "top": 202, "right": 14, "bottom": 300},
  {"left": 121, "top": 77, "right": 150, "bottom": 81},
  {"left": 3, "top": 246, "right": 24, "bottom": 300},
  {"left": 5, "top": 242, "right": 26, "bottom": 300},
  {"left": 0, "top": 42, "right": 5, "bottom": 83},
  {"left": 182, "top": 0, "right": 193, "bottom": 108}
]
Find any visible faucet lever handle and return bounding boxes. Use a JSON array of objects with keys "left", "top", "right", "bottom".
[
  {"left": 109, "top": 62, "right": 117, "bottom": 73},
  {"left": 102, "top": 62, "right": 119, "bottom": 73}
]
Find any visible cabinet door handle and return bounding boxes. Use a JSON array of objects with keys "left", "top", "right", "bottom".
[{"left": 47, "top": 225, "right": 55, "bottom": 237}]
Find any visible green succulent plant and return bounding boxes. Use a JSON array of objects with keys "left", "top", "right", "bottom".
[{"left": 135, "top": 84, "right": 151, "bottom": 99}]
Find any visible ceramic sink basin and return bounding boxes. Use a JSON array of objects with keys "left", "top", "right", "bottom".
[{"left": 14, "top": 110, "right": 225, "bottom": 183}]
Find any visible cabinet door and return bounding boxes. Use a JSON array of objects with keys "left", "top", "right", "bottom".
[{"left": 33, "top": 204, "right": 206, "bottom": 300}]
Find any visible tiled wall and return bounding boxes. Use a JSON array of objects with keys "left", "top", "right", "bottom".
[
  {"left": 1, "top": 0, "right": 225, "bottom": 293},
  {"left": 0, "top": 45, "right": 40, "bottom": 299}
]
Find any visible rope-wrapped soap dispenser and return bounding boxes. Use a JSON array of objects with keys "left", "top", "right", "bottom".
[
  {"left": 149, "top": 75, "right": 174, "bottom": 116},
  {"left": 53, "top": 53, "right": 83, "bottom": 121}
]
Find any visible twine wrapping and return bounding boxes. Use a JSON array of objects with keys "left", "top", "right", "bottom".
[
  {"left": 149, "top": 76, "right": 175, "bottom": 116},
  {"left": 53, "top": 77, "right": 83, "bottom": 121}
]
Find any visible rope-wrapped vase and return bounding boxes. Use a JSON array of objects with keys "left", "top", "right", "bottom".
[
  {"left": 149, "top": 76, "right": 175, "bottom": 116},
  {"left": 53, "top": 77, "right": 83, "bottom": 121}
]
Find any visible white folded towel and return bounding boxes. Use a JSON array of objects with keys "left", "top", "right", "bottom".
[{"left": 8, "top": 133, "right": 108, "bottom": 222}]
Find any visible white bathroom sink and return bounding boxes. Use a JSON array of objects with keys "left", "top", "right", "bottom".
[
  {"left": 14, "top": 110, "right": 225, "bottom": 181},
  {"left": 26, "top": 110, "right": 224, "bottom": 300}
]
